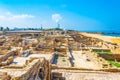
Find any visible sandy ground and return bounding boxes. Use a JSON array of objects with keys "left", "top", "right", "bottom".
[
  {"left": 72, "top": 51, "right": 98, "bottom": 69},
  {"left": 62, "top": 70, "right": 120, "bottom": 80},
  {"left": 52, "top": 69, "right": 120, "bottom": 80},
  {"left": 57, "top": 57, "right": 71, "bottom": 67},
  {"left": 80, "top": 32, "right": 120, "bottom": 43}
]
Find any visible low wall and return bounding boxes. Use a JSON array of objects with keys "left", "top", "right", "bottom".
[
  {"left": 51, "top": 65, "right": 120, "bottom": 72},
  {"left": 0, "top": 51, "right": 16, "bottom": 63},
  {"left": 0, "top": 72, "right": 11, "bottom": 80},
  {"left": 98, "top": 54, "right": 120, "bottom": 60}
]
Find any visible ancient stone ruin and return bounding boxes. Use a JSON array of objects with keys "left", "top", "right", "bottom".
[{"left": 0, "top": 30, "right": 120, "bottom": 80}]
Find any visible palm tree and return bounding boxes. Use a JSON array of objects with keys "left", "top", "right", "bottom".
[
  {"left": 6, "top": 27, "right": 10, "bottom": 31},
  {"left": 0, "top": 27, "right": 4, "bottom": 31}
]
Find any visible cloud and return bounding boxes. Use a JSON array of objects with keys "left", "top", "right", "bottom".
[
  {"left": 0, "top": 11, "right": 35, "bottom": 28},
  {"left": 0, "top": 15, "right": 5, "bottom": 19},
  {"left": 0, "top": 12, "right": 35, "bottom": 21},
  {"left": 52, "top": 14, "right": 62, "bottom": 23},
  {"left": 10, "top": 14, "right": 35, "bottom": 20}
]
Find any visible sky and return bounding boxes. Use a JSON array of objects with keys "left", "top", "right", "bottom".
[{"left": 0, "top": 0, "right": 120, "bottom": 31}]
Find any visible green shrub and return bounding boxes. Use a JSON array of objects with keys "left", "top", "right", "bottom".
[
  {"left": 107, "top": 60, "right": 120, "bottom": 68},
  {"left": 62, "top": 59, "right": 66, "bottom": 62}
]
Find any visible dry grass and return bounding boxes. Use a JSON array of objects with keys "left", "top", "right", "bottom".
[{"left": 111, "top": 38, "right": 120, "bottom": 44}]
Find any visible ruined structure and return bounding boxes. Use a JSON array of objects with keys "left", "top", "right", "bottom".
[{"left": 0, "top": 30, "right": 120, "bottom": 80}]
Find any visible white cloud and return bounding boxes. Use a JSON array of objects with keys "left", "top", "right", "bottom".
[
  {"left": 0, "top": 15, "right": 5, "bottom": 19},
  {"left": 52, "top": 14, "right": 62, "bottom": 23},
  {"left": 10, "top": 14, "right": 35, "bottom": 20},
  {"left": 0, "top": 12, "right": 35, "bottom": 21},
  {"left": 0, "top": 11, "right": 35, "bottom": 28}
]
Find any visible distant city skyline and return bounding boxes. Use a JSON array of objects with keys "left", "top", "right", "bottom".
[{"left": 0, "top": 0, "right": 120, "bottom": 31}]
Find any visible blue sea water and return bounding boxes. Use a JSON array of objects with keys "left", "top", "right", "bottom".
[
  {"left": 102, "top": 33, "right": 120, "bottom": 37},
  {"left": 79, "top": 30, "right": 120, "bottom": 37}
]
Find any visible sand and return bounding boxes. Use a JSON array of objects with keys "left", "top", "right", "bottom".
[
  {"left": 72, "top": 51, "right": 99, "bottom": 69},
  {"left": 80, "top": 32, "right": 120, "bottom": 44}
]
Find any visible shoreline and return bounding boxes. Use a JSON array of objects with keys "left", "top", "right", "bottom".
[{"left": 80, "top": 32, "right": 120, "bottom": 44}]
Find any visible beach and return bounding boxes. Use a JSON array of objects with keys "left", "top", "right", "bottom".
[{"left": 80, "top": 32, "right": 120, "bottom": 44}]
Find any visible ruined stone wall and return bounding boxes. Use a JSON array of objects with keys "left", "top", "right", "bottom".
[
  {"left": 109, "top": 45, "right": 120, "bottom": 54},
  {"left": 0, "top": 72, "right": 11, "bottom": 80},
  {"left": 5, "top": 59, "right": 40, "bottom": 80},
  {"left": 71, "top": 34, "right": 103, "bottom": 47},
  {"left": 9, "top": 58, "right": 50, "bottom": 80},
  {"left": 112, "top": 48, "right": 120, "bottom": 54},
  {"left": 34, "top": 48, "right": 53, "bottom": 53},
  {"left": 98, "top": 54, "right": 120, "bottom": 61},
  {"left": 55, "top": 48, "right": 67, "bottom": 54},
  {"left": 71, "top": 33, "right": 120, "bottom": 54},
  {"left": 102, "top": 42, "right": 120, "bottom": 54},
  {"left": 0, "top": 51, "right": 16, "bottom": 63}
]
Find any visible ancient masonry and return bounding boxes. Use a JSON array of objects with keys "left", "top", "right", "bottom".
[{"left": 0, "top": 30, "right": 120, "bottom": 80}]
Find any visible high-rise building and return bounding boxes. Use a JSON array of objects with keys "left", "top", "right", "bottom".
[{"left": 57, "top": 23, "right": 60, "bottom": 28}]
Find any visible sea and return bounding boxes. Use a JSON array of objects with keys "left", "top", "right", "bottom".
[{"left": 79, "top": 30, "right": 120, "bottom": 37}]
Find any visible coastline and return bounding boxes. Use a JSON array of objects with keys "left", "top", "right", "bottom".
[{"left": 80, "top": 32, "right": 120, "bottom": 44}]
